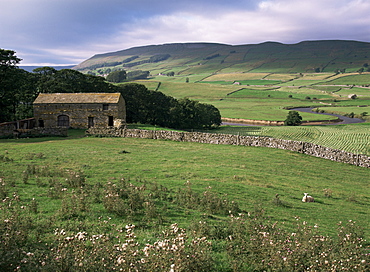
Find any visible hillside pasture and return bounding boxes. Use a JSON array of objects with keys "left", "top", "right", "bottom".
[
  {"left": 228, "top": 88, "right": 333, "bottom": 100},
  {"left": 263, "top": 73, "right": 300, "bottom": 81},
  {"left": 249, "top": 59, "right": 302, "bottom": 73},
  {"left": 334, "top": 87, "right": 370, "bottom": 97},
  {"left": 198, "top": 79, "right": 282, "bottom": 85},
  {"left": 317, "top": 106, "right": 370, "bottom": 117},
  {"left": 318, "top": 73, "right": 370, "bottom": 86},
  {"left": 335, "top": 98, "right": 370, "bottom": 107},
  {"left": 128, "top": 80, "right": 352, "bottom": 122},
  {"left": 236, "top": 79, "right": 282, "bottom": 85},
  {"left": 277, "top": 86, "right": 335, "bottom": 98},
  {"left": 203, "top": 72, "right": 272, "bottom": 81},
  {"left": 211, "top": 98, "right": 336, "bottom": 121},
  {"left": 216, "top": 62, "right": 265, "bottom": 73},
  {"left": 154, "top": 81, "right": 238, "bottom": 100}
]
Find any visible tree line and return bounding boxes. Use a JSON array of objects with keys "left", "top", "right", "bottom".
[{"left": 0, "top": 49, "right": 221, "bottom": 129}]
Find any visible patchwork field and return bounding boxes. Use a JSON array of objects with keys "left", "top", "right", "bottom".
[
  {"left": 205, "top": 123, "right": 370, "bottom": 155},
  {"left": 130, "top": 72, "right": 370, "bottom": 125}
]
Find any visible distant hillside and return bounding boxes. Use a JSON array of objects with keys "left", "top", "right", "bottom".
[
  {"left": 21, "top": 65, "right": 75, "bottom": 72},
  {"left": 74, "top": 40, "right": 370, "bottom": 75}
]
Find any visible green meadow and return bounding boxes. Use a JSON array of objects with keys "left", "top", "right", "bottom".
[
  {"left": 1, "top": 129, "right": 369, "bottom": 270},
  {"left": 1, "top": 131, "right": 368, "bottom": 231}
]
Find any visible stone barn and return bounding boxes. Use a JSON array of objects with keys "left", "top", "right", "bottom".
[{"left": 33, "top": 93, "right": 126, "bottom": 129}]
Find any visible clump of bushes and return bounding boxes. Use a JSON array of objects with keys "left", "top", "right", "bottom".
[
  {"left": 226, "top": 213, "right": 369, "bottom": 271},
  {"left": 175, "top": 181, "right": 241, "bottom": 215}
]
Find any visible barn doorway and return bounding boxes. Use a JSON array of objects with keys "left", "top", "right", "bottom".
[
  {"left": 57, "top": 115, "right": 69, "bottom": 127},
  {"left": 108, "top": 116, "right": 114, "bottom": 126},
  {"left": 38, "top": 119, "right": 44, "bottom": 127},
  {"left": 88, "top": 117, "right": 95, "bottom": 128}
]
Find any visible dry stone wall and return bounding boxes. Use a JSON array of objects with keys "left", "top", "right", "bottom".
[
  {"left": 0, "top": 125, "right": 68, "bottom": 138},
  {"left": 86, "top": 127, "right": 370, "bottom": 168}
]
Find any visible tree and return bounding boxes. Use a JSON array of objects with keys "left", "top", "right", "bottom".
[
  {"left": 169, "top": 98, "right": 221, "bottom": 129},
  {"left": 117, "top": 83, "right": 221, "bottom": 129},
  {"left": 33, "top": 68, "right": 115, "bottom": 94},
  {"left": 126, "top": 70, "right": 149, "bottom": 80},
  {"left": 117, "top": 83, "right": 176, "bottom": 126},
  {"left": 33, "top": 67, "right": 58, "bottom": 93},
  {"left": 0, "top": 49, "right": 21, "bottom": 66},
  {"left": 357, "top": 67, "right": 364, "bottom": 74},
  {"left": 106, "top": 70, "right": 127, "bottom": 83},
  {"left": 0, "top": 49, "right": 37, "bottom": 122},
  {"left": 284, "top": 111, "right": 302, "bottom": 126}
]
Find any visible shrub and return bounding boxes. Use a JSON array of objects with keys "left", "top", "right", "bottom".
[
  {"left": 175, "top": 182, "right": 240, "bottom": 215},
  {"left": 37, "top": 223, "right": 213, "bottom": 271},
  {"left": 227, "top": 214, "right": 369, "bottom": 271},
  {"left": 64, "top": 169, "right": 86, "bottom": 188},
  {"left": 0, "top": 178, "right": 7, "bottom": 199}
]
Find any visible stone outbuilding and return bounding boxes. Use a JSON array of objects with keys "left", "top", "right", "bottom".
[{"left": 33, "top": 93, "right": 126, "bottom": 129}]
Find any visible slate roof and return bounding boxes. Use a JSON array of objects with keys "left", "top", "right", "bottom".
[{"left": 34, "top": 93, "right": 122, "bottom": 104}]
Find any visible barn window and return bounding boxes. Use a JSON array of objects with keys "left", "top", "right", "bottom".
[
  {"left": 103, "top": 104, "right": 109, "bottom": 110},
  {"left": 57, "top": 115, "right": 69, "bottom": 127},
  {"left": 108, "top": 116, "right": 114, "bottom": 126},
  {"left": 88, "top": 117, "right": 94, "bottom": 128}
]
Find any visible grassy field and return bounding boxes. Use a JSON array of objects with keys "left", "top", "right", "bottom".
[
  {"left": 204, "top": 123, "right": 370, "bottom": 155},
  {"left": 317, "top": 106, "right": 370, "bottom": 116},
  {"left": 318, "top": 73, "right": 370, "bottom": 85},
  {"left": 131, "top": 72, "right": 370, "bottom": 124},
  {"left": 1, "top": 133, "right": 369, "bottom": 236},
  {"left": 0, "top": 132, "right": 369, "bottom": 271}
]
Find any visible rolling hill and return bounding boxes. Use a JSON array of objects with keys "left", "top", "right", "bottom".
[{"left": 74, "top": 40, "right": 370, "bottom": 75}]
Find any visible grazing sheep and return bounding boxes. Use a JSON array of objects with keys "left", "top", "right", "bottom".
[{"left": 302, "top": 193, "right": 314, "bottom": 202}]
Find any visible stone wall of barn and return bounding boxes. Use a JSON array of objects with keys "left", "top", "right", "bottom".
[
  {"left": 33, "top": 101, "right": 126, "bottom": 129},
  {"left": 85, "top": 127, "right": 370, "bottom": 168}
]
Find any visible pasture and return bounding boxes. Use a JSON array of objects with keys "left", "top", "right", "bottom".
[
  {"left": 0, "top": 131, "right": 369, "bottom": 270},
  {"left": 206, "top": 123, "right": 370, "bottom": 155},
  {"left": 132, "top": 72, "right": 370, "bottom": 124},
  {"left": 1, "top": 131, "right": 369, "bottom": 230}
]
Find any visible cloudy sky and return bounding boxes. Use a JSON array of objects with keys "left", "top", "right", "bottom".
[{"left": 1, "top": 0, "right": 370, "bottom": 66}]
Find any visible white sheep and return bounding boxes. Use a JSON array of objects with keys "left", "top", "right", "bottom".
[{"left": 302, "top": 193, "right": 314, "bottom": 202}]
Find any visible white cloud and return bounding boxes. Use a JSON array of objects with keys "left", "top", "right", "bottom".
[
  {"left": 1, "top": 0, "right": 369, "bottom": 65},
  {"left": 113, "top": 0, "right": 370, "bottom": 47}
]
